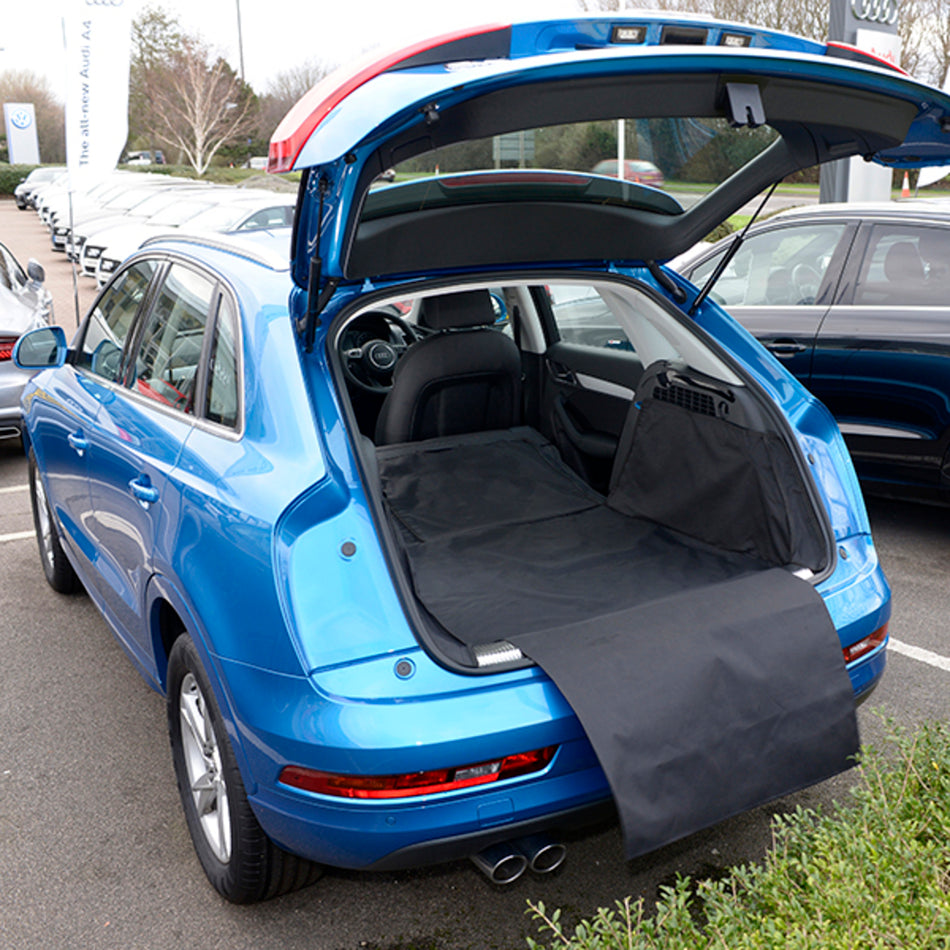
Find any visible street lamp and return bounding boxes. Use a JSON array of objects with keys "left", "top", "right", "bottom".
[{"left": 235, "top": 0, "right": 245, "bottom": 84}]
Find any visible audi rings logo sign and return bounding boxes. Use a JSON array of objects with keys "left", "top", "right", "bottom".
[{"left": 851, "top": 0, "right": 899, "bottom": 25}]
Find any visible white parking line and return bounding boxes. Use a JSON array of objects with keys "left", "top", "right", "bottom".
[
  {"left": 0, "top": 531, "right": 34, "bottom": 543},
  {"left": 889, "top": 637, "right": 950, "bottom": 673},
  {"left": 0, "top": 485, "right": 28, "bottom": 495}
]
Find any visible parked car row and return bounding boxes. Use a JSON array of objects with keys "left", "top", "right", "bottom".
[
  {"left": 0, "top": 242, "right": 52, "bottom": 442},
  {"left": 4, "top": 168, "right": 295, "bottom": 441},
  {"left": 15, "top": 167, "right": 295, "bottom": 288},
  {"left": 16, "top": 13, "right": 934, "bottom": 903}
]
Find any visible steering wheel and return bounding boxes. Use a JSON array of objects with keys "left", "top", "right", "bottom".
[
  {"left": 339, "top": 311, "right": 418, "bottom": 394},
  {"left": 791, "top": 263, "right": 821, "bottom": 305}
]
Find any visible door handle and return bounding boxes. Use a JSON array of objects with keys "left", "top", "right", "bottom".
[
  {"left": 128, "top": 476, "right": 159, "bottom": 508},
  {"left": 765, "top": 339, "right": 807, "bottom": 357},
  {"left": 548, "top": 361, "right": 578, "bottom": 385},
  {"left": 67, "top": 432, "right": 89, "bottom": 457}
]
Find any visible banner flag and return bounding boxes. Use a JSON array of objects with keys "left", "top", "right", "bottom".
[{"left": 63, "top": 0, "right": 133, "bottom": 192}]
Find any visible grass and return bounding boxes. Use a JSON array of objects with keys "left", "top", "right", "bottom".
[{"left": 526, "top": 719, "right": 950, "bottom": 950}]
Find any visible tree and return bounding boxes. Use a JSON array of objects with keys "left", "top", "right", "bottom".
[
  {"left": 143, "top": 42, "right": 256, "bottom": 174},
  {"left": 256, "top": 59, "right": 332, "bottom": 145},
  {"left": 0, "top": 70, "right": 65, "bottom": 163},
  {"left": 900, "top": 0, "right": 950, "bottom": 86},
  {"left": 128, "top": 6, "right": 185, "bottom": 147},
  {"left": 130, "top": 6, "right": 257, "bottom": 174}
]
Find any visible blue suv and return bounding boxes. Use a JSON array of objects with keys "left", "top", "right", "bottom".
[{"left": 17, "top": 15, "right": 946, "bottom": 901}]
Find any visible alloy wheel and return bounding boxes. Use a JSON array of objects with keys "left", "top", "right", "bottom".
[{"left": 179, "top": 672, "right": 232, "bottom": 863}]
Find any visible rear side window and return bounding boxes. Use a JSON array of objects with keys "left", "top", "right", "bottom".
[
  {"left": 854, "top": 224, "right": 950, "bottom": 306},
  {"left": 688, "top": 222, "right": 847, "bottom": 307},
  {"left": 77, "top": 259, "right": 159, "bottom": 381},
  {"left": 205, "top": 298, "right": 240, "bottom": 428},
  {"left": 127, "top": 263, "right": 216, "bottom": 415},
  {"left": 546, "top": 284, "right": 633, "bottom": 351}
]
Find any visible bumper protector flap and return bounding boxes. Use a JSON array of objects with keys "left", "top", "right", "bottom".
[{"left": 509, "top": 568, "right": 859, "bottom": 859}]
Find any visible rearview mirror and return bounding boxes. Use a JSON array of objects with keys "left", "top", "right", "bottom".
[{"left": 14, "top": 326, "right": 67, "bottom": 369}]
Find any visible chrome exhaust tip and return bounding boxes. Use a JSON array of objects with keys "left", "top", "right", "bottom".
[
  {"left": 515, "top": 834, "right": 567, "bottom": 874},
  {"left": 470, "top": 843, "right": 528, "bottom": 884}
]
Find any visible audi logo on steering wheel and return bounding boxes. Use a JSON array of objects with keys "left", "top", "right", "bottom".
[{"left": 851, "top": 0, "right": 899, "bottom": 25}]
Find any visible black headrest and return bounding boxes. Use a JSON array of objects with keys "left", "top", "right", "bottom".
[{"left": 418, "top": 290, "right": 496, "bottom": 330}]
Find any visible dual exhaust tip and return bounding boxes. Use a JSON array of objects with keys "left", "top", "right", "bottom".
[{"left": 470, "top": 834, "right": 567, "bottom": 885}]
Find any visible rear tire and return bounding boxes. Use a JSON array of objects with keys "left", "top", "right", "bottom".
[
  {"left": 28, "top": 449, "right": 80, "bottom": 594},
  {"left": 166, "top": 634, "right": 322, "bottom": 902}
]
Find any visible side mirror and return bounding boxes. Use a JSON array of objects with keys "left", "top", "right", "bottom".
[
  {"left": 27, "top": 259, "right": 46, "bottom": 284},
  {"left": 490, "top": 291, "right": 509, "bottom": 326},
  {"left": 14, "top": 326, "right": 67, "bottom": 370}
]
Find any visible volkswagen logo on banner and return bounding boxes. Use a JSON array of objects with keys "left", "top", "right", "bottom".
[
  {"left": 851, "top": 0, "right": 899, "bottom": 25},
  {"left": 10, "top": 108, "right": 32, "bottom": 130}
]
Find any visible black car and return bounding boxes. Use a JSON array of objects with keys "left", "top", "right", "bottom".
[{"left": 673, "top": 200, "right": 950, "bottom": 503}]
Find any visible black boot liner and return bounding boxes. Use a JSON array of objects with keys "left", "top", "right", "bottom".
[{"left": 376, "top": 413, "right": 859, "bottom": 859}]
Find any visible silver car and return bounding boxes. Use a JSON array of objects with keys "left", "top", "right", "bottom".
[{"left": 0, "top": 242, "right": 53, "bottom": 441}]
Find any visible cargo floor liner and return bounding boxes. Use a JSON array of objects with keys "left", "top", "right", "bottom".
[{"left": 376, "top": 427, "right": 859, "bottom": 858}]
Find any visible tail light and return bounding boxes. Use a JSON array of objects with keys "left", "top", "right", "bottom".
[
  {"left": 843, "top": 623, "right": 888, "bottom": 664},
  {"left": 280, "top": 745, "right": 557, "bottom": 799},
  {"left": 0, "top": 336, "right": 18, "bottom": 362}
]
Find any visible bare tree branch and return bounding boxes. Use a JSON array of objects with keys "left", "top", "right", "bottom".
[
  {"left": 138, "top": 37, "right": 254, "bottom": 174},
  {"left": 256, "top": 59, "right": 332, "bottom": 142}
]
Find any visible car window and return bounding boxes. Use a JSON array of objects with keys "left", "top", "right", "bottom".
[
  {"left": 205, "top": 297, "right": 240, "bottom": 428},
  {"left": 688, "top": 222, "right": 847, "bottom": 307},
  {"left": 0, "top": 243, "right": 26, "bottom": 292},
  {"left": 854, "top": 224, "right": 950, "bottom": 306},
  {"left": 127, "top": 263, "right": 216, "bottom": 415},
  {"left": 234, "top": 205, "right": 294, "bottom": 230},
  {"left": 546, "top": 284, "right": 633, "bottom": 351},
  {"left": 77, "top": 259, "right": 160, "bottom": 381}
]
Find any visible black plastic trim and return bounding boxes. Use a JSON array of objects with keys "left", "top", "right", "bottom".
[
  {"left": 386, "top": 27, "right": 512, "bottom": 71},
  {"left": 365, "top": 798, "right": 615, "bottom": 871}
]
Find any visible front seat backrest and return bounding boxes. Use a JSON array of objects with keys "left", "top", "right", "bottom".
[
  {"left": 884, "top": 240, "right": 925, "bottom": 293},
  {"left": 375, "top": 290, "right": 522, "bottom": 445}
]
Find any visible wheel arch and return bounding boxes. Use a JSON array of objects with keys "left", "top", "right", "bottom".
[
  {"left": 145, "top": 574, "right": 257, "bottom": 793},
  {"left": 19, "top": 425, "right": 33, "bottom": 458}
]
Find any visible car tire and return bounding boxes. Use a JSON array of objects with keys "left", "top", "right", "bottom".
[
  {"left": 28, "top": 449, "right": 80, "bottom": 594},
  {"left": 166, "top": 634, "right": 323, "bottom": 903}
]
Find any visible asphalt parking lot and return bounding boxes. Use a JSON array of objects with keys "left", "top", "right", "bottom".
[{"left": 1, "top": 195, "right": 949, "bottom": 949}]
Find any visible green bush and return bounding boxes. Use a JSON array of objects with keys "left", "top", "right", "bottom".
[
  {"left": 0, "top": 164, "right": 38, "bottom": 195},
  {"left": 702, "top": 221, "right": 734, "bottom": 244},
  {"left": 527, "top": 721, "right": 950, "bottom": 950}
]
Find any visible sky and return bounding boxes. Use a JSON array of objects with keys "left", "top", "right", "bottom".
[{"left": 3, "top": 0, "right": 582, "bottom": 99}]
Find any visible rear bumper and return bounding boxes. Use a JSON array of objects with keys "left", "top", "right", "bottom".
[
  {"left": 248, "top": 756, "right": 614, "bottom": 870},
  {"left": 0, "top": 367, "right": 33, "bottom": 439},
  {"left": 364, "top": 798, "right": 615, "bottom": 871}
]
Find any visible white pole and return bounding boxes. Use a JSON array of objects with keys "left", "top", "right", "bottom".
[
  {"left": 617, "top": 118, "right": 626, "bottom": 180},
  {"left": 61, "top": 16, "right": 81, "bottom": 328}
]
